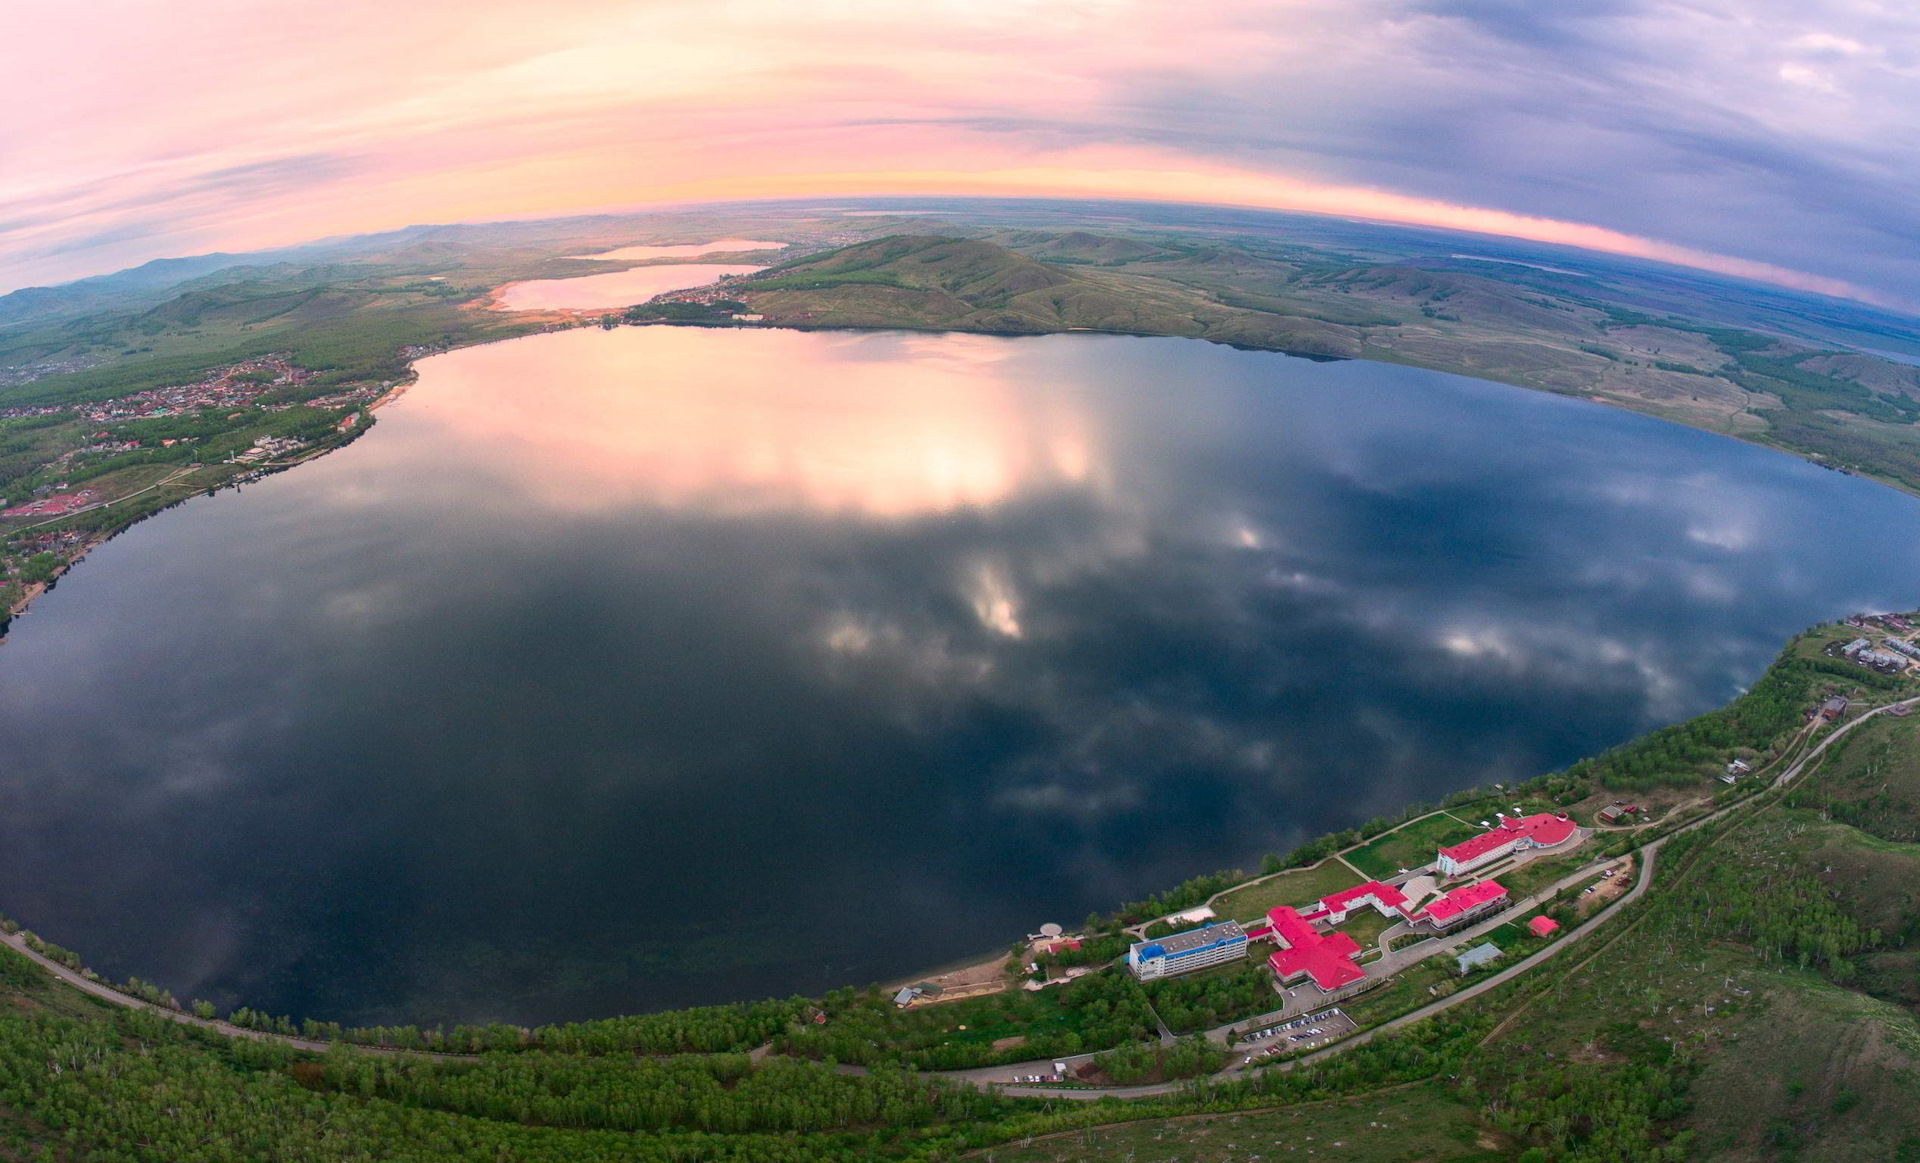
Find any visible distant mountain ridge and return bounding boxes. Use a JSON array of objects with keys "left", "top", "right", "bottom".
[{"left": 738, "top": 235, "right": 1366, "bottom": 359}]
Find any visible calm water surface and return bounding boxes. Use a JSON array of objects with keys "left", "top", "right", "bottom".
[
  {"left": 497, "top": 263, "right": 765, "bottom": 310},
  {"left": 570, "top": 239, "right": 784, "bottom": 261},
  {"left": 2, "top": 328, "right": 1917, "bottom": 1026}
]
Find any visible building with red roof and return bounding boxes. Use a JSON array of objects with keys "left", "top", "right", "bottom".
[
  {"left": 1262, "top": 906, "right": 1368, "bottom": 992},
  {"left": 1268, "top": 937, "right": 1365, "bottom": 991},
  {"left": 1436, "top": 813, "right": 1578, "bottom": 876},
  {"left": 1527, "top": 915, "right": 1560, "bottom": 938},
  {"left": 1316, "top": 880, "right": 1409, "bottom": 923},
  {"left": 1417, "top": 880, "right": 1509, "bottom": 929}
]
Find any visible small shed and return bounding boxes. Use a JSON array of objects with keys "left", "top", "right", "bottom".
[
  {"left": 1455, "top": 943, "right": 1502, "bottom": 975},
  {"left": 1527, "top": 915, "right": 1560, "bottom": 938}
]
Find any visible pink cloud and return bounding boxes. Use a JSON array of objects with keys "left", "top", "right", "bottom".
[{"left": 0, "top": 0, "right": 1905, "bottom": 307}]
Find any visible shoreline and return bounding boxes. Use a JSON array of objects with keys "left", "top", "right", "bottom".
[
  {"left": 0, "top": 372, "right": 417, "bottom": 642},
  {"left": 0, "top": 312, "right": 1916, "bottom": 1030}
]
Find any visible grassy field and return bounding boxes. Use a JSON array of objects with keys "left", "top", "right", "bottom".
[
  {"left": 974, "top": 1080, "right": 1507, "bottom": 1163},
  {"left": 1492, "top": 848, "right": 1595, "bottom": 899},
  {"left": 1211, "top": 861, "right": 1365, "bottom": 923},
  {"left": 1796, "top": 711, "right": 1920, "bottom": 842},
  {"left": 1345, "top": 813, "right": 1481, "bottom": 880},
  {"left": 1341, "top": 959, "right": 1456, "bottom": 1027},
  {"left": 878, "top": 986, "right": 1086, "bottom": 1056},
  {"left": 1336, "top": 907, "right": 1399, "bottom": 953}
]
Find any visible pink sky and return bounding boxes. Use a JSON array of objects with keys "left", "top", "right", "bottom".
[{"left": 5, "top": 0, "right": 1914, "bottom": 304}]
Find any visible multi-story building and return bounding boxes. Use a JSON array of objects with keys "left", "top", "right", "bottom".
[
  {"left": 1436, "top": 813, "right": 1577, "bottom": 877},
  {"left": 1314, "top": 880, "right": 1409, "bottom": 924},
  {"left": 1416, "top": 880, "right": 1510, "bottom": 930},
  {"left": 1127, "top": 920, "right": 1249, "bottom": 981}
]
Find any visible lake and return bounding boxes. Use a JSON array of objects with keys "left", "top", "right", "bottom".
[
  {"left": 496, "top": 263, "right": 766, "bottom": 310},
  {"left": 2, "top": 326, "right": 1916, "bottom": 1028},
  {"left": 569, "top": 239, "right": 785, "bottom": 261}
]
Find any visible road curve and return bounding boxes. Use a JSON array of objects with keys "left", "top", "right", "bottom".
[
  {"left": 1, "top": 693, "right": 1908, "bottom": 1093},
  {"left": 989, "top": 691, "right": 1920, "bottom": 1100},
  {"left": 0, "top": 927, "right": 463, "bottom": 1061}
]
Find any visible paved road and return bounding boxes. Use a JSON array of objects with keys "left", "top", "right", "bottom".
[
  {"left": 10, "top": 465, "right": 203, "bottom": 534},
  {"left": 5, "top": 691, "right": 1908, "bottom": 1096},
  {"left": 986, "top": 842, "right": 1662, "bottom": 1100},
  {"left": 0, "top": 927, "right": 464, "bottom": 1061},
  {"left": 985, "top": 692, "right": 1920, "bottom": 1100}
]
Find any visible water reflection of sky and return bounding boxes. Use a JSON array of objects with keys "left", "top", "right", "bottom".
[
  {"left": 495, "top": 263, "right": 765, "bottom": 310},
  {"left": 1, "top": 327, "right": 1917, "bottom": 1027},
  {"left": 567, "top": 239, "right": 784, "bottom": 261}
]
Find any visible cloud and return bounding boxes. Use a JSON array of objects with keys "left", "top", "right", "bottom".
[{"left": 4, "top": 0, "right": 1920, "bottom": 304}]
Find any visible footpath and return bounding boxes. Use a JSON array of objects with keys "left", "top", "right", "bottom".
[{"left": 1, "top": 693, "right": 1908, "bottom": 1101}]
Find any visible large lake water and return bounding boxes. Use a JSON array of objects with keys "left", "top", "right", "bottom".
[
  {"left": 569, "top": 239, "right": 784, "bottom": 261},
  {"left": 3, "top": 327, "right": 1918, "bottom": 1027},
  {"left": 497, "top": 264, "right": 766, "bottom": 311}
]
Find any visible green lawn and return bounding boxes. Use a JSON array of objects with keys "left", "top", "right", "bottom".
[
  {"left": 1210, "top": 861, "right": 1364, "bottom": 924},
  {"left": 976, "top": 1080, "right": 1506, "bottom": 1162},
  {"left": 1492, "top": 849, "right": 1592, "bottom": 899},
  {"left": 1346, "top": 813, "right": 1482, "bottom": 880},
  {"left": 1484, "top": 922, "right": 1528, "bottom": 947},
  {"left": 1341, "top": 959, "right": 1458, "bottom": 1028},
  {"left": 1337, "top": 907, "right": 1398, "bottom": 953}
]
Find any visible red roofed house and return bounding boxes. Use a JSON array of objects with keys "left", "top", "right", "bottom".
[
  {"left": 1316, "top": 880, "right": 1409, "bottom": 923},
  {"left": 1527, "top": 915, "right": 1560, "bottom": 938},
  {"left": 1262, "top": 906, "right": 1367, "bottom": 992},
  {"left": 1436, "top": 813, "right": 1577, "bottom": 877},
  {"left": 1416, "top": 880, "right": 1510, "bottom": 930}
]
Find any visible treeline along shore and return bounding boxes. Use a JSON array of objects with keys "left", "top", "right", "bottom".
[
  {"left": 6, "top": 209, "right": 1920, "bottom": 1157},
  {"left": 0, "top": 616, "right": 1912, "bottom": 1158}
]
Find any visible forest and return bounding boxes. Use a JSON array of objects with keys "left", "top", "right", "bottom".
[{"left": 0, "top": 616, "right": 1906, "bottom": 1159}]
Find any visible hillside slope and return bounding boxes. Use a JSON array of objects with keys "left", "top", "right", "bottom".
[{"left": 736, "top": 235, "right": 1365, "bottom": 358}]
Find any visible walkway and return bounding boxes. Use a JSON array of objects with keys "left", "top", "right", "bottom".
[
  {"left": 983, "top": 691, "right": 1920, "bottom": 1099},
  {"left": 9, "top": 465, "right": 203, "bottom": 534},
  {"left": 2, "top": 692, "right": 1908, "bottom": 1099}
]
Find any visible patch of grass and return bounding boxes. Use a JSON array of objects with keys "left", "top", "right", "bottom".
[
  {"left": 1341, "top": 959, "right": 1456, "bottom": 1028},
  {"left": 1346, "top": 813, "right": 1481, "bottom": 880},
  {"left": 1212, "top": 861, "right": 1365, "bottom": 923},
  {"left": 1792, "top": 712, "right": 1920, "bottom": 843},
  {"left": 973, "top": 1080, "right": 1505, "bottom": 1162},
  {"left": 1336, "top": 908, "right": 1398, "bottom": 952},
  {"left": 1494, "top": 849, "right": 1595, "bottom": 899}
]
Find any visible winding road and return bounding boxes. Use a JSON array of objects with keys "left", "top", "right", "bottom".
[{"left": 2, "top": 689, "right": 1910, "bottom": 1098}]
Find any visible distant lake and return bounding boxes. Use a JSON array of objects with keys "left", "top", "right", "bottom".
[
  {"left": 570, "top": 239, "right": 784, "bottom": 261},
  {"left": 2, "top": 328, "right": 1918, "bottom": 1028},
  {"left": 497, "top": 263, "right": 765, "bottom": 310}
]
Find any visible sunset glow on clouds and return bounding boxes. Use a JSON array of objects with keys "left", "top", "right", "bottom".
[{"left": 7, "top": 0, "right": 1920, "bottom": 301}]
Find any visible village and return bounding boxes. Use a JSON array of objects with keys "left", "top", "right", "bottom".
[
  {"left": 0, "top": 354, "right": 391, "bottom": 635},
  {"left": 1113, "top": 811, "right": 1587, "bottom": 1032},
  {"left": 879, "top": 621, "right": 1920, "bottom": 1090}
]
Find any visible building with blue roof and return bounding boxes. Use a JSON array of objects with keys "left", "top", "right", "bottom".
[{"left": 1127, "top": 920, "right": 1249, "bottom": 980}]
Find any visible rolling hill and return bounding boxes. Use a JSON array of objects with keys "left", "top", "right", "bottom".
[{"left": 737, "top": 235, "right": 1366, "bottom": 358}]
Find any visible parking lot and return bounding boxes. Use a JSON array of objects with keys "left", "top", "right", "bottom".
[{"left": 1231, "top": 1007, "right": 1359, "bottom": 1063}]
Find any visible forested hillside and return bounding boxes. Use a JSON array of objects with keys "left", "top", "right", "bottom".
[{"left": 0, "top": 625, "right": 1905, "bottom": 1159}]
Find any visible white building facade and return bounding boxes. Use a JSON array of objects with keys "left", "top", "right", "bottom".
[{"left": 1127, "top": 921, "right": 1249, "bottom": 981}]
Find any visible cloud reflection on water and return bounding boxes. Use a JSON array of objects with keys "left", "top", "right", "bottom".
[{"left": 0, "top": 328, "right": 1917, "bottom": 1025}]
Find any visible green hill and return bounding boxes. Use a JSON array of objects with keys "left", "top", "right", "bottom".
[{"left": 737, "top": 235, "right": 1366, "bottom": 358}]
